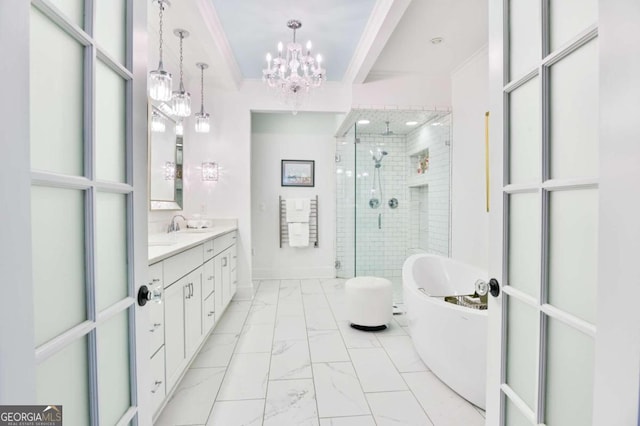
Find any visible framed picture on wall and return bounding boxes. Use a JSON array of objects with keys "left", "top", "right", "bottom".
[{"left": 281, "top": 159, "right": 315, "bottom": 187}]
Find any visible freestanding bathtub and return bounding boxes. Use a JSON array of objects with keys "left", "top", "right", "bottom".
[{"left": 402, "top": 253, "right": 488, "bottom": 409}]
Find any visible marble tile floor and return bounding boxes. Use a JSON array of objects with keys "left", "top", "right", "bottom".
[{"left": 155, "top": 278, "right": 485, "bottom": 426}]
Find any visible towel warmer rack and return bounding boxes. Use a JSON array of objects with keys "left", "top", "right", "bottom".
[{"left": 279, "top": 195, "right": 319, "bottom": 248}]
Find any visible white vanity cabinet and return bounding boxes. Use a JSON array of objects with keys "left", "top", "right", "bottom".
[{"left": 147, "top": 228, "right": 238, "bottom": 419}]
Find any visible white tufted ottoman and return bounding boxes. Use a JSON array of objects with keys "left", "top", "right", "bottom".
[{"left": 345, "top": 276, "right": 393, "bottom": 331}]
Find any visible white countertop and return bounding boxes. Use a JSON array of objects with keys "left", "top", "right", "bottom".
[{"left": 148, "top": 225, "right": 237, "bottom": 264}]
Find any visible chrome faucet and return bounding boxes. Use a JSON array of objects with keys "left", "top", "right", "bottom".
[{"left": 167, "top": 215, "right": 186, "bottom": 233}]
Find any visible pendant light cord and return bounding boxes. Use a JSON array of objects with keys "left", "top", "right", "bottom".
[
  {"left": 179, "top": 34, "right": 185, "bottom": 92},
  {"left": 200, "top": 66, "right": 205, "bottom": 114},
  {"left": 158, "top": 2, "right": 164, "bottom": 68}
]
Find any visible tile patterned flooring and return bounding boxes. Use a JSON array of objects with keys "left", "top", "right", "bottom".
[{"left": 155, "top": 278, "right": 485, "bottom": 426}]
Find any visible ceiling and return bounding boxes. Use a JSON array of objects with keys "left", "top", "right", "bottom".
[
  {"left": 147, "top": 0, "right": 488, "bottom": 93},
  {"left": 370, "top": 0, "right": 488, "bottom": 78},
  {"left": 210, "top": 0, "right": 377, "bottom": 81},
  {"left": 335, "top": 108, "right": 451, "bottom": 137}
]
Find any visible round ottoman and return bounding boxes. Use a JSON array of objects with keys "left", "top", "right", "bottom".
[{"left": 345, "top": 276, "right": 393, "bottom": 331}]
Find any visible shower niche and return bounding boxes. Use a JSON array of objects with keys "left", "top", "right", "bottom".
[{"left": 334, "top": 109, "right": 452, "bottom": 302}]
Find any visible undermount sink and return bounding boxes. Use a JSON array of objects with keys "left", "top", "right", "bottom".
[{"left": 182, "top": 228, "right": 214, "bottom": 233}]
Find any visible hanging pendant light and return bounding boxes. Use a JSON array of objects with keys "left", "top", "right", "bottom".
[
  {"left": 195, "top": 62, "right": 210, "bottom": 133},
  {"left": 148, "top": 0, "right": 172, "bottom": 101},
  {"left": 172, "top": 29, "right": 191, "bottom": 117},
  {"left": 175, "top": 120, "right": 184, "bottom": 136}
]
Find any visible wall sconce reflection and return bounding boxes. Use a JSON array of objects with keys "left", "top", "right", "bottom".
[
  {"left": 202, "top": 162, "right": 219, "bottom": 181},
  {"left": 164, "top": 161, "right": 176, "bottom": 180},
  {"left": 151, "top": 111, "right": 166, "bottom": 132}
]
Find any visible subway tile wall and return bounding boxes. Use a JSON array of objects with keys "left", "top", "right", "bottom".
[
  {"left": 406, "top": 115, "right": 452, "bottom": 256},
  {"left": 335, "top": 115, "right": 451, "bottom": 292}
]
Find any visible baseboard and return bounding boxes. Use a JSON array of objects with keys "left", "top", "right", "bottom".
[
  {"left": 252, "top": 267, "right": 336, "bottom": 280},
  {"left": 233, "top": 286, "right": 254, "bottom": 300}
]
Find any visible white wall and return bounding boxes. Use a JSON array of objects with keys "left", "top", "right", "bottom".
[
  {"left": 151, "top": 72, "right": 455, "bottom": 295},
  {"left": 251, "top": 112, "right": 337, "bottom": 279},
  {"left": 450, "top": 46, "right": 489, "bottom": 270}
]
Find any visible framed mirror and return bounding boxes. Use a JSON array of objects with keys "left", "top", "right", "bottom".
[{"left": 148, "top": 105, "right": 183, "bottom": 210}]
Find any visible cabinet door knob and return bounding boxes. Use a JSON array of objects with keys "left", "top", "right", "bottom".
[
  {"left": 149, "top": 323, "right": 161, "bottom": 332},
  {"left": 222, "top": 258, "right": 228, "bottom": 267},
  {"left": 151, "top": 380, "right": 163, "bottom": 394},
  {"left": 208, "top": 276, "right": 214, "bottom": 281}
]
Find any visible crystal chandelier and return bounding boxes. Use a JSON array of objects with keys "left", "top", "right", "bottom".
[
  {"left": 172, "top": 29, "right": 191, "bottom": 117},
  {"left": 262, "top": 19, "right": 326, "bottom": 114},
  {"left": 148, "top": 0, "right": 172, "bottom": 101},
  {"left": 195, "top": 63, "right": 210, "bottom": 133}
]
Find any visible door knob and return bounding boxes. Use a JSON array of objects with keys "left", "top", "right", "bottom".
[
  {"left": 476, "top": 278, "right": 500, "bottom": 297},
  {"left": 137, "top": 285, "right": 151, "bottom": 306}
]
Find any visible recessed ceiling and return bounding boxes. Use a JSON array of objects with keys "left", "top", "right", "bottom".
[{"left": 209, "top": 0, "right": 377, "bottom": 81}]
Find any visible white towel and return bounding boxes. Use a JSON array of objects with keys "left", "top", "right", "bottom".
[
  {"left": 288, "top": 222, "right": 309, "bottom": 247},
  {"left": 286, "top": 198, "right": 311, "bottom": 223}
]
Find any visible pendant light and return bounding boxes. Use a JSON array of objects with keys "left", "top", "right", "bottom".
[
  {"left": 195, "top": 63, "right": 210, "bottom": 133},
  {"left": 148, "top": 0, "right": 172, "bottom": 101},
  {"left": 175, "top": 120, "right": 184, "bottom": 136},
  {"left": 172, "top": 29, "right": 191, "bottom": 117}
]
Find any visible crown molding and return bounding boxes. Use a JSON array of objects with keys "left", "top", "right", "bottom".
[{"left": 196, "top": 0, "right": 243, "bottom": 90}]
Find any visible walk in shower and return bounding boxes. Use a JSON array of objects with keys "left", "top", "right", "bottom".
[{"left": 335, "top": 109, "right": 452, "bottom": 301}]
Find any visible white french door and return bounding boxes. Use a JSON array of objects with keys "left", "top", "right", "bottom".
[
  {"left": 0, "top": 0, "right": 150, "bottom": 424},
  {"left": 486, "top": 1, "right": 640, "bottom": 425}
]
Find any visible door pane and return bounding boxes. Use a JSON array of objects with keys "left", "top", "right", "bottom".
[
  {"left": 550, "top": 0, "right": 597, "bottom": 52},
  {"left": 549, "top": 40, "right": 598, "bottom": 179},
  {"left": 97, "top": 310, "right": 132, "bottom": 425},
  {"left": 95, "top": 60, "right": 127, "bottom": 183},
  {"left": 94, "top": 0, "right": 127, "bottom": 64},
  {"left": 545, "top": 318, "right": 594, "bottom": 426},
  {"left": 37, "top": 337, "right": 90, "bottom": 425},
  {"left": 48, "top": 0, "right": 84, "bottom": 29},
  {"left": 32, "top": 186, "right": 86, "bottom": 346},
  {"left": 508, "top": 193, "right": 540, "bottom": 297},
  {"left": 509, "top": 77, "right": 540, "bottom": 184},
  {"left": 548, "top": 189, "right": 598, "bottom": 323},
  {"left": 509, "top": 0, "right": 540, "bottom": 80},
  {"left": 505, "top": 296, "right": 538, "bottom": 411},
  {"left": 505, "top": 397, "right": 532, "bottom": 426},
  {"left": 30, "top": 7, "right": 84, "bottom": 176},
  {"left": 96, "top": 192, "right": 129, "bottom": 311}
]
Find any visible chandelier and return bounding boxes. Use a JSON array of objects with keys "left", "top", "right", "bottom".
[{"left": 262, "top": 19, "right": 326, "bottom": 114}]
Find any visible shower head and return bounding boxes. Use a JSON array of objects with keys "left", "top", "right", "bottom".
[
  {"left": 371, "top": 148, "right": 388, "bottom": 164},
  {"left": 381, "top": 121, "right": 394, "bottom": 136}
]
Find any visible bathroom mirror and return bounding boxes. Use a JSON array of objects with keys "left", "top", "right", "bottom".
[{"left": 148, "top": 105, "right": 183, "bottom": 210}]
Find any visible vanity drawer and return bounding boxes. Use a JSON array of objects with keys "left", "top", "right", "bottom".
[
  {"left": 148, "top": 285, "right": 164, "bottom": 356},
  {"left": 202, "top": 258, "right": 215, "bottom": 298},
  {"left": 150, "top": 348, "right": 165, "bottom": 415},
  {"left": 203, "top": 239, "right": 215, "bottom": 261},
  {"left": 230, "top": 245, "right": 237, "bottom": 272},
  {"left": 203, "top": 292, "right": 215, "bottom": 333},
  {"left": 163, "top": 245, "right": 204, "bottom": 286},
  {"left": 213, "top": 231, "right": 236, "bottom": 255},
  {"left": 148, "top": 262, "right": 163, "bottom": 287}
]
